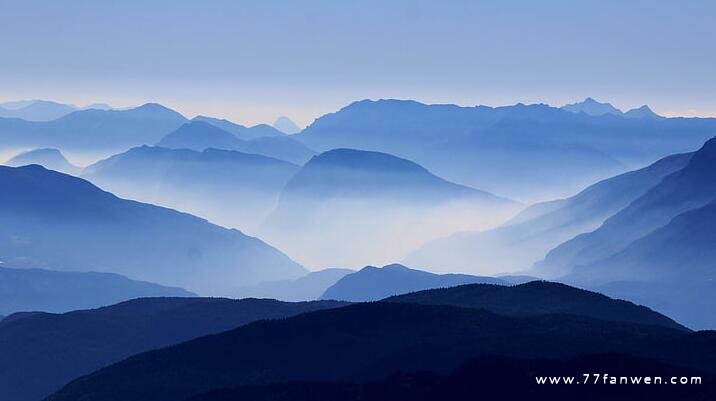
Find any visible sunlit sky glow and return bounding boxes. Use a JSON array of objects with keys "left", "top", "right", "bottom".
[{"left": 1, "top": 0, "right": 714, "bottom": 126}]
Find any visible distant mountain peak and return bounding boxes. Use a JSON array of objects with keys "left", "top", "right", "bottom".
[
  {"left": 562, "top": 97, "right": 623, "bottom": 116},
  {"left": 273, "top": 116, "right": 301, "bottom": 134}
]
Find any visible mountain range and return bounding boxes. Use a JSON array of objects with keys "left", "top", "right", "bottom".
[
  {"left": 0, "top": 297, "right": 344, "bottom": 401},
  {"left": 405, "top": 151, "right": 693, "bottom": 275},
  {"left": 295, "top": 99, "right": 715, "bottom": 201},
  {"left": 260, "top": 148, "right": 519, "bottom": 268},
  {"left": 0, "top": 164, "right": 305, "bottom": 295},
  {"left": 158, "top": 121, "right": 315, "bottom": 164},
  {"left": 320, "top": 264, "right": 508, "bottom": 302},
  {"left": 83, "top": 145, "right": 300, "bottom": 230},
  {"left": 0, "top": 103, "right": 186, "bottom": 153},
  {"left": 0, "top": 265, "right": 193, "bottom": 316}
]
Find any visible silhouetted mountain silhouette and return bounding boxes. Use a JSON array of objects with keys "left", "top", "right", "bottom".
[
  {"left": 261, "top": 148, "right": 518, "bottom": 267},
  {"left": 0, "top": 266, "right": 193, "bottom": 316},
  {"left": 321, "top": 264, "right": 507, "bottom": 302},
  {"left": 5, "top": 148, "right": 81, "bottom": 175},
  {"left": 159, "top": 121, "right": 314, "bottom": 164},
  {"left": 0, "top": 164, "right": 305, "bottom": 294},
  {"left": 0, "top": 297, "right": 344, "bottom": 401},
  {"left": 406, "top": 151, "right": 692, "bottom": 274},
  {"left": 83, "top": 145, "right": 299, "bottom": 230},
  {"left": 45, "top": 300, "right": 714, "bottom": 401},
  {"left": 236, "top": 268, "right": 354, "bottom": 301}
]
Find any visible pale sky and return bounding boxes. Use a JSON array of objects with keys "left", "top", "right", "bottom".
[{"left": 1, "top": 0, "right": 714, "bottom": 126}]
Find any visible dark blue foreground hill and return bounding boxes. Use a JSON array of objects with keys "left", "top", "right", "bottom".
[
  {"left": 186, "top": 354, "right": 712, "bottom": 401},
  {"left": 385, "top": 281, "right": 686, "bottom": 331},
  {"left": 0, "top": 297, "right": 344, "bottom": 401},
  {"left": 44, "top": 283, "right": 711, "bottom": 401}
]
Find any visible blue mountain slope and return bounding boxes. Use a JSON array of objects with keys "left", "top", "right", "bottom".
[
  {"left": 576, "top": 199, "right": 716, "bottom": 329},
  {"left": 83, "top": 146, "right": 299, "bottom": 230},
  {"left": 538, "top": 137, "right": 716, "bottom": 277},
  {"left": 405, "top": 151, "right": 693, "bottom": 275},
  {"left": 0, "top": 164, "right": 305, "bottom": 295},
  {"left": 320, "top": 264, "right": 507, "bottom": 301},
  {"left": 261, "top": 148, "right": 519, "bottom": 268},
  {"left": 0, "top": 266, "right": 194, "bottom": 316}
]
